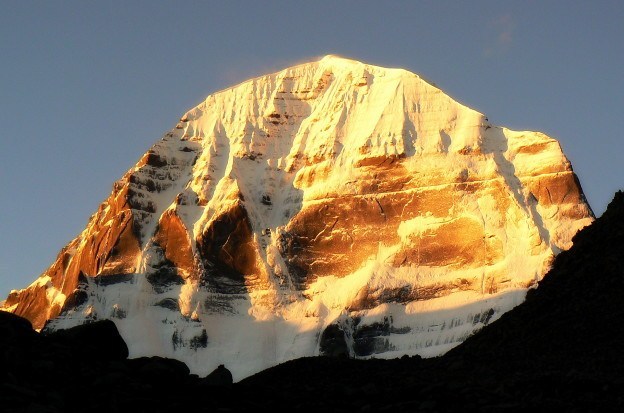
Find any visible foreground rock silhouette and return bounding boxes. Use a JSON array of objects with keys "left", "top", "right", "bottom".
[
  {"left": 0, "top": 313, "right": 232, "bottom": 412},
  {"left": 1, "top": 191, "right": 623, "bottom": 412}
]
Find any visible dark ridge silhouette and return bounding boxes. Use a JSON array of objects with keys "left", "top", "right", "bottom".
[{"left": 1, "top": 190, "right": 623, "bottom": 412}]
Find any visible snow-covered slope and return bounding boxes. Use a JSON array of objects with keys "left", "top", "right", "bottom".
[{"left": 2, "top": 55, "right": 593, "bottom": 380}]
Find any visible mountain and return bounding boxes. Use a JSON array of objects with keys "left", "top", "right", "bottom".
[{"left": 1, "top": 55, "right": 593, "bottom": 380}]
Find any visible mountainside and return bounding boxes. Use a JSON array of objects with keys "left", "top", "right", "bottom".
[
  {"left": 1, "top": 55, "right": 593, "bottom": 380},
  {"left": 2, "top": 192, "right": 621, "bottom": 412},
  {"left": 237, "top": 190, "right": 624, "bottom": 411}
]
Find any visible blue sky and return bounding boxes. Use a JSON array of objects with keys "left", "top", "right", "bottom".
[{"left": 1, "top": 1, "right": 622, "bottom": 298}]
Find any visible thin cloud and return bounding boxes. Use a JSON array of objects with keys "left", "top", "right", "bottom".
[{"left": 484, "top": 14, "right": 515, "bottom": 57}]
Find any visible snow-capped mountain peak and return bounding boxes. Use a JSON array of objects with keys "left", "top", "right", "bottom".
[{"left": 2, "top": 57, "right": 593, "bottom": 380}]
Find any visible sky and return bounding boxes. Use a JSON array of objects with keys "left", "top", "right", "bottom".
[{"left": 1, "top": 1, "right": 622, "bottom": 299}]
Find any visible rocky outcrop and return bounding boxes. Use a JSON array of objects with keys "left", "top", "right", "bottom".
[
  {"left": 0, "top": 312, "right": 234, "bottom": 412},
  {"left": 2, "top": 55, "right": 593, "bottom": 380}
]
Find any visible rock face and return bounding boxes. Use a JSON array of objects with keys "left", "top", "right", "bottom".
[
  {"left": 0, "top": 55, "right": 593, "bottom": 380},
  {"left": 237, "top": 190, "right": 624, "bottom": 411},
  {"left": 2, "top": 192, "right": 623, "bottom": 411}
]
